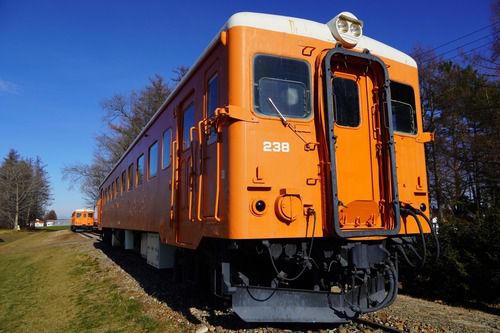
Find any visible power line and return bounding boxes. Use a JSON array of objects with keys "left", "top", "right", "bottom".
[
  {"left": 447, "top": 41, "right": 495, "bottom": 60},
  {"left": 420, "top": 20, "right": 499, "bottom": 57},
  {"left": 420, "top": 41, "right": 493, "bottom": 65},
  {"left": 421, "top": 33, "right": 497, "bottom": 64}
]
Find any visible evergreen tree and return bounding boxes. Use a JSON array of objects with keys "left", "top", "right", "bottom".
[{"left": 44, "top": 210, "right": 58, "bottom": 221}]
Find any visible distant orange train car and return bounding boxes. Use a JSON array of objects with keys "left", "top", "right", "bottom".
[
  {"left": 97, "top": 12, "right": 436, "bottom": 323},
  {"left": 71, "top": 209, "right": 95, "bottom": 232}
]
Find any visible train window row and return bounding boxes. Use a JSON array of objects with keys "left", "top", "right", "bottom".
[
  {"left": 101, "top": 69, "right": 220, "bottom": 207},
  {"left": 252, "top": 54, "right": 416, "bottom": 134},
  {"left": 101, "top": 128, "right": 171, "bottom": 205},
  {"left": 332, "top": 78, "right": 417, "bottom": 134},
  {"left": 72, "top": 212, "right": 93, "bottom": 218}
]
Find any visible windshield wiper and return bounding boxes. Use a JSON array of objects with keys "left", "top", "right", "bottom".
[
  {"left": 267, "top": 97, "right": 289, "bottom": 127},
  {"left": 267, "top": 97, "right": 317, "bottom": 151}
]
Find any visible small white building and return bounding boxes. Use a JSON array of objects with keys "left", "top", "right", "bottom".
[{"left": 34, "top": 219, "right": 44, "bottom": 228}]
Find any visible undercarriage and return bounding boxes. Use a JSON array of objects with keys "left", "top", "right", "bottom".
[{"left": 207, "top": 238, "right": 399, "bottom": 323}]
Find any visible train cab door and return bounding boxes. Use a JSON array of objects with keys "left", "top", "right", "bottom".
[
  {"left": 323, "top": 49, "right": 400, "bottom": 237},
  {"left": 176, "top": 99, "right": 198, "bottom": 244}
]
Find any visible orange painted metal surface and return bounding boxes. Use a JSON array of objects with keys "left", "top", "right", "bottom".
[{"left": 98, "top": 24, "right": 431, "bottom": 249}]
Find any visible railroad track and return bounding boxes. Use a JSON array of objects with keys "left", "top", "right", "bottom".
[
  {"left": 355, "top": 318, "right": 403, "bottom": 332},
  {"left": 77, "top": 231, "right": 101, "bottom": 241}
]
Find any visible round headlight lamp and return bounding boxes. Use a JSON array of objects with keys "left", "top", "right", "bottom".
[
  {"left": 337, "top": 19, "right": 348, "bottom": 33},
  {"left": 327, "top": 12, "right": 364, "bottom": 48},
  {"left": 350, "top": 23, "right": 362, "bottom": 37}
]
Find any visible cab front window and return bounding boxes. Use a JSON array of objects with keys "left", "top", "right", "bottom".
[
  {"left": 390, "top": 82, "right": 417, "bottom": 134},
  {"left": 253, "top": 55, "right": 311, "bottom": 119}
]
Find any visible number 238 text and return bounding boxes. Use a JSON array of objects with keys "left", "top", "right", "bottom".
[{"left": 263, "top": 141, "right": 290, "bottom": 153}]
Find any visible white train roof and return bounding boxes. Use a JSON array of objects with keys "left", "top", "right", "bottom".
[{"left": 225, "top": 12, "right": 417, "bottom": 68}]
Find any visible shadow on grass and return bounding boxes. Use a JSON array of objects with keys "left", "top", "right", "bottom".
[{"left": 93, "top": 241, "right": 343, "bottom": 331}]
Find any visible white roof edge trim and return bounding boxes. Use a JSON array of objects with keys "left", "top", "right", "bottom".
[
  {"left": 100, "top": 11, "right": 417, "bottom": 189},
  {"left": 226, "top": 12, "right": 417, "bottom": 67}
]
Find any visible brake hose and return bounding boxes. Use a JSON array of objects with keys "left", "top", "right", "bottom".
[
  {"left": 400, "top": 207, "right": 427, "bottom": 268},
  {"left": 266, "top": 208, "right": 317, "bottom": 282},
  {"left": 414, "top": 209, "right": 440, "bottom": 261}
]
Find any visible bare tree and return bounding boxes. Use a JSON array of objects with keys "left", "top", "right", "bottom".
[
  {"left": 62, "top": 155, "right": 109, "bottom": 207},
  {"left": 0, "top": 150, "right": 52, "bottom": 229},
  {"left": 171, "top": 65, "right": 189, "bottom": 85},
  {"left": 63, "top": 68, "right": 188, "bottom": 205}
]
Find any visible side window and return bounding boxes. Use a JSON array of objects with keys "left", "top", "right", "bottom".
[
  {"left": 149, "top": 141, "right": 158, "bottom": 178},
  {"left": 207, "top": 73, "right": 219, "bottom": 144},
  {"left": 332, "top": 77, "right": 360, "bottom": 127},
  {"left": 77, "top": 213, "right": 81, "bottom": 218},
  {"left": 183, "top": 104, "right": 195, "bottom": 151},
  {"left": 162, "top": 129, "right": 171, "bottom": 169},
  {"left": 390, "top": 82, "right": 417, "bottom": 134},
  {"left": 207, "top": 74, "right": 219, "bottom": 118},
  {"left": 88, "top": 212, "right": 93, "bottom": 218},
  {"left": 253, "top": 55, "right": 311, "bottom": 119},
  {"left": 115, "top": 178, "right": 119, "bottom": 196},
  {"left": 121, "top": 171, "right": 126, "bottom": 193},
  {"left": 136, "top": 154, "right": 144, "bottom": 186},
  {"left": 128, "top": 163, "right": 134, "bottom": 191}
]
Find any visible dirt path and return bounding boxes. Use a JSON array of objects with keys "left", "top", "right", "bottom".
[{"left": 12, "top": 230, "right": 497, "bottom": 333}]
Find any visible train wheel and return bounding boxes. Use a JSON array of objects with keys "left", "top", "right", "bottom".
[{"left": 102, "top": 228, "right": 112, "bottom": 245}]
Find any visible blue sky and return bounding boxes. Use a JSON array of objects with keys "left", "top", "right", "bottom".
[{"left": 0, "top": 0, "right": 494, "bottom": 218}]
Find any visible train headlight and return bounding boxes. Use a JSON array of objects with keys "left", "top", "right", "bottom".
[
  {"left": 350, "top": 23, "right": 362, "bottom": 37},
  {"left": 337, "top": 18, "right": 348, "bottom": 33},
  {"left": 327, "top": 12, "right": 364, "bottom": 48}
]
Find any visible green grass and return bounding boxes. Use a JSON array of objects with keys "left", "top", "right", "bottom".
[
  {"left": 0, "top": 229, "right": 34, "bottom": 244},
  {"left": 39, "top": 225, "right": 71, "bottom": 231},
  {"left": 0, "top": 230, "right": 184, "bottom": 333}
]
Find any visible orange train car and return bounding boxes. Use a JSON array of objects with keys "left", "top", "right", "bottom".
[
  {"left": 97, "top": 12, "right": 437, "bottom": 322},
  {"left": 71, "top": 208, "right": 95, "bottom": 232}
]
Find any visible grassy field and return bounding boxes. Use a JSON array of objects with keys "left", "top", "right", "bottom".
[
  {"left": 0, "top": 229, "right": 183, "bottom": 333},
  {"left": 39, "top": 225, "right": 71, "bottom": 231}
]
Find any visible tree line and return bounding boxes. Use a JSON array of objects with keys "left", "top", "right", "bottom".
[
  {"left": 400, "top": 1, "right": 499, "bottom": 304},
  {"left": 0, "top": 150, "right": 52, "bottom": 229}
]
